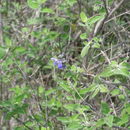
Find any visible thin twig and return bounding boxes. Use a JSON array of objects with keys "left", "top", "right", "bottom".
[
  {"left": 105, "top": 10, "right": 130, "bottom": 24},
  {"left": 93, "top": 0, "right": 125, "bottom": 37},
  {"left": 102, "top": 0, "right": 109, "bottom": 15},
  {"left": 101, "top": 50, "right": 111, "bottom": 64},
  {"left": 87, "top": 52, "right": 128, "bottom": 73},
  {"left": 107, "top": 0, "right": 126, "bottom": 19}
]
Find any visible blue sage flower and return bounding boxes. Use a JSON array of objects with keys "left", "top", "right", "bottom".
[{"left": 51, "top": 57, "right": 66, "bottom": 69}]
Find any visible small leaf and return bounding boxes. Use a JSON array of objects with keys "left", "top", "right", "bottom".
[
  {"left": 79, "top": 87, "right": 91, "bottom": 95},
  {"left": 45, "top": 89, "right": 55, "bottom": 96},
  {"left": 88, "top": 15, "right": 104, "bottom": 25},
  {"left": 118, "top": 94, "right": 125, "bottom": 100},
  {"left": 57, "top": 117, "right": 70, "bottom": 123},
  {"left": 101, "top": 102, "right": 110, "bottom": 115},
  {"left": 92, "top": 42, "right": 100, "bottom": 48},
  {"left": 38, "top": 86, "right": 45, "bottom": 94},
  {"left": 0, "top": 47, "right": 8, "bottom": 59},
  {"left": 80, "top": 12, "right": 88, "bottom": 23},
  {"left": 100, "top": 61, "right": 130, "bottom": 78},
  {"left": 64, "top": 104, "right": 79, "bottom": 111},
  {"left": 99, "top": 85, "right": 109, "bottom": 93},
  {"left": 5, "top": 37, "right": 12, "bottom": 46},
  {"left": 27, "top": 0, "right": 39, "bottom": 9},
  {"left": 67, "top": 0, "right": 77, "bottom": 6},
  {"left": 14, "top": 47, "right": 26, "bottom": 54},
  {"left": 90, "top": 88, "right": 100, "bottom": 99},
  {"left": 81, "top": 42, "right": 90, "bottom": 57},
  {"left": 111, "top": 89, "right": 120, "bottom": 96},
  {"left": 41, "top": 8, "right": 54, "bottom": 13},
  {"left": 117, "top": 113, "right": 129, "bottom": 126},
  {"left": 80, "top": 33, "right": 87, "bottom": 40},
  {"left": 60, "top": 82, "right": 71, "bottom": 92},
  {"left": 37, "top": 0, "right": 46, "bottom": 3},
  {"left": 104, "top": 114, "right": 114, "bottom": 127},
  {"left": 41, "top": 127, "right": 50, "bottom": 130},
  {"left": 96, "top": 119, "right": 105, "bottom": 127},
  {"left": 67, "top": 122, "right": 83, "bottom": 130},
  {"left": 27, "top": 18, "right": 40, "bottom": 25}
]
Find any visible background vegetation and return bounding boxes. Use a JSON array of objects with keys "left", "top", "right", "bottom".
[{"left": 0, "top": 0, "right": 130, "bottom": 129}]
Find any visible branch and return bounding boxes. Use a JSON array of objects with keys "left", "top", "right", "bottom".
[
  {"left": 102, "top": 0, "right": 109, "bottom": 15},
  {"left": 12, "top": 116, "right": 32, "bottom": 130},
  {"left": 93, "top": 0, "right": 126, "bottom": 37},
  {"left": 108, "top": 0, "right": 126, "bottom": 19}
]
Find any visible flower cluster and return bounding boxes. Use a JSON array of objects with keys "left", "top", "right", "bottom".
[{"left": 51, "top": 58, "right": 66, "bottom": 69}]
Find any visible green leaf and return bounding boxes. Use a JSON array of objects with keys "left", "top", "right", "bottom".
[
  {"left": 10, "top": 85, "right": 21, "bottom": 95},
  {"left": 41, "top": 8, "right": 54, "bottom": 13},
  {"left": 14, "top": 126, "right": 25, "bottom": 130},
  {"left": 64, "top": 104, "right": 80, "bottom": 111},
  {"left": 27, "top": 18, "right": 40, "bottom": 25},
  {"left": 47, "top": 98, "right": 56, "bottom": 107},
  {"left": 90, "top": 88, "right": 100, "bottom": 99},
  {"left": 125, "top": 104, "right": 130, "bottom": 114},
  {"left": 80, "top": 12, "right": 88, "bottom": 23},
  {"left": 67, "top": 0, "right": 77, "bottom": 6},
  {"left": 22, "top": 27, "right": 29, "bottom": 32},
  {"left": 5, "top": 37, "right": 12, "bottom": 46},
  {"left": 99, "top": 84, "right": 109, "bottom": 93},
  {"left": 27, "top": 0, "right": 46, "bottom": 9},
  {"left": 81, "top": 43, "right": 90, "bottom": 57},
  {"left": 15, "top": 94, "right": 27, "bottom": 103},
  {"left": 117, "top": 113, "right": 129, "bottom": 126},
  {"left": 41, "top": 127, "right": 50, "bottom": 130},
  {"left": 37, "top": 0, "right": 46, "bottom": 3},
  {"left": 57, "top": 117, "right": 70, "bottom": 123},
  {"left": 101, "top": 102, "right": 110, "bottom": 115},
  {"left": 67, "top": 122, "right": 83, "bottom": 130},
  {"left": 100, "top": 61, "right": 130, "bottom": 78},
  {"left": 92, "top": 42, "right": 100, "bottom": 48},
  {"left": 59, "top": 82, "right": 71, "bottom": 92},
  {"left": 77, "top": 105, "right": 90, "bottom": 113},
  {"left": 79, "top": 87, "right": 91, "bottom": 95},
  {"left": 38, "top": 86, "right": 45, "bottom": 94},
  {"left": 70, "top": 114, "right": 79, "bottom": 120},
  {"left": 0, "top": 47, "right": 7, "bottom": 59},
  {"left": 104, "top": 114, "right": 114, "bottom": 127},
  {"left": 111, "top": 89, "right": 120, "bottom": 96},
  {"left": 80, "top": 33, "right": 87, "bottom": 40},
  {"left": 0, "top": 101, "right": 11, "bottom": 107},
  {"left": 100, "top": 67, "right": 114, "bottom": 77},
  {"left": 88, "top": 15, "right": 105, "bottom": 25},
  {"left": 96, "top": 119, "right": 105, "bottom": 127},
  {"left": 45, "top": 89, "right": 55, "bottom": 96},
  {"left": 27, "top": 0, "right": 39, "bottom": 9},
  {"left": 14, "top": 47, "right": 26, "bottom": 54},
  {"left": 118, "top": 94, "right": 125, "bottom": 100},
  {"left": 55, "top": 100, "right": 62, "bottom": 107}
]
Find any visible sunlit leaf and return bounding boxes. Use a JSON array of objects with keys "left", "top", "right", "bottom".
[
  {"left": 101, "top": 102, "right": 110, "bottom": 115},
  {"left": 81, "top": 43, "right": 90, "bottom": 57},
  {"left": 41, "top": 8, "right": 54, "bottom": 13},
  {"left": 111, "top": 89, "right": 120, "bottom": 96},
  {"left": 80, "top": 33, "right": 87, "bottom": 40},
  {"left": 27, "top": 0, "right": 39, "bottom": 9},
  {"left": 104, "top": 114, "right": 114, "bottom": 127},
  {"left": 117, "top": 113, "right": 129, "bottom": 126},
  {"left": 88, "top": 15, "right": 105, "bottom": 25},
  {"left": 80, "top": 12, "right": 88, "bottom": 23},
  {"left": 57, "top": 117, "right": 70, "bottom": 123}
]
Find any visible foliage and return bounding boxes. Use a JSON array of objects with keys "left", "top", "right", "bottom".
[{"left": 0, "top": 0, "right": 130, "bottom": 129}]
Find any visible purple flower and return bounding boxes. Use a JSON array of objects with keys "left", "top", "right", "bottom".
[{"left": 51, "top": 58, "right": 66, "bottom": 69}]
